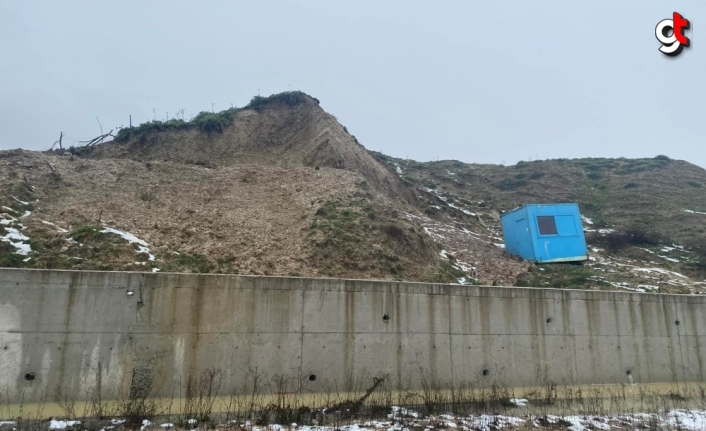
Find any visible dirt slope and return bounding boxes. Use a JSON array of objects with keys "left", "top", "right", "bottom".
[
  {"left": 88, "top": 93, "right": 415, "bottom": 203},
  {"left": 2, "top": 92, "right": 705, "bottom": 292}
]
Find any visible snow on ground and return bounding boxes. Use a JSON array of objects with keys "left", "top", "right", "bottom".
[
  {"left": 388, "top": 406, "right": 420, "bottom": 419},
  {"left": 11, "top": 196, "right": 30, "bottom": 206},
  {"left": 100, "top": 227, "right": 155, "bottom": 261},
  {"left": 1, "top": 215, "right": 31, "bottom": 255},
  {"left": 1, "top": 194, "right": 34, "bottom": 255},
  {"left": 634, "top": 267, "right": 689, "bottom": 278},
  {"left": 659, "top": 255, "right": 680, "bottom": 263},
  {"left": 49, "top": 420, "right": 81, "bottom": 430},
  {"left": 683, "top": 209, "right": 706, "bottom": 215},
  {"left": 0, "top": 215, "right": 16, "bottom": 226},
  {"left": 191, "top": 409, "right": 706, "bottom": 431},
  {"left": 405, "top": 212, "right": 480, "bottom": 278},
  {"left": 424, "top": 188, "right": 477, "bottom": 216},
  {"left": 585, "top": 247, "right": 699, "bottom": 292},
  {"left": 581, "top": 215, "right": 593, "bottom": 225},
  {"left": 41, "top": 220, "right": 69, "bottom": 233}
]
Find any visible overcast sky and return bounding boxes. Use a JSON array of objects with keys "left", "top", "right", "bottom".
[{"left": 1, "top": 1, "right": 704, "bottom": 168}]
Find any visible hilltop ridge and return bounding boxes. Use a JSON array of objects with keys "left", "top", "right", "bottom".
[{"left": 88, "top": 92, "right": 414, "bottom": 202}]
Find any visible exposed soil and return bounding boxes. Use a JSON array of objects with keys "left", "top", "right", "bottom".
[{"left": 2, "top": 92, "right": 705, "bottom": 291}]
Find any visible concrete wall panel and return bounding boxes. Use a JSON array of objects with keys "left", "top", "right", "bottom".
[{"left": 2, "top": 269, "right": 706, "bottom": 403}]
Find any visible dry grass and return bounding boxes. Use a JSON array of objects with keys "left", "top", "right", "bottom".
[{"left": 3, "top": 368, "right": 706, "bottom": 430}]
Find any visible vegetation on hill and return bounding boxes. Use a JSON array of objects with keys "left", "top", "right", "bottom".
[
  {"left": 113, "top": 91, "right": 311, "bottom": 143},
  {"left": 373, "top": 152, "right": 706, "bottom": 292}
]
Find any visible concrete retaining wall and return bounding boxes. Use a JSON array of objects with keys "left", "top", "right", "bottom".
[{"left": 1, "top": 268, "right": 705, "bottom": 403}]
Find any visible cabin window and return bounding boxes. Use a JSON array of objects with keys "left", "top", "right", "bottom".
[{"left": 537, "top": 216, "right": 558, "bottom": 235}]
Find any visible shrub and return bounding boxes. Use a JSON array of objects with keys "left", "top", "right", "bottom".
[
  {"left": 592, "top": 228, "right": 662, "bottom": 251},
  {"left": 422, "top": 180, "right": 437, "bottom": 190},
  {"left": 70, "top": 225, "right": 103, "bottom": 242},
  {"left": 114, "top": 119, "right": 189, "bottom": 143},
  {"left": 191, "top": 110, "right": 235, "bottom": 133},
  {"left": 67, "top": 146, "right": 91, "bottom": 157},
  {"left": 245, "top": 91, "right": 308, "bottom": 112},
  {"left": 498, "top": 178, "right": 528, "bottom": 190},
  {"left": 623, "top": 182, "right": 638, "bottom": 189},
  {"left": 530, "top": 171, "right": 545, "bottom": 179},
  {"left": 113, "top": 91, "right": 308, "bottom": 144},
  {"left": 687, "top": 181, "right": 702, "bottom": 188},
  {"left": 593, "top": 219, "right": 610, "bottom": 228}
]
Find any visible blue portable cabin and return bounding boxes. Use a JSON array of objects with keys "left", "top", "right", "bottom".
[{"left": 500, "top": 203, "right": 588, "bottom": 263}]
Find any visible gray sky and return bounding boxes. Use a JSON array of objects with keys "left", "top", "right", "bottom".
[{"left": 1, "top": 1, "right": 704, "bottom": 168}]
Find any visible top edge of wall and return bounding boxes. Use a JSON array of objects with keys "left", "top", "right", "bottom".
[{"left": 0, "top": 267, "right": 703, "bottom": 303}]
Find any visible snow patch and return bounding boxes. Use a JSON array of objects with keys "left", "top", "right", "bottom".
[
  {"left": 49, "top": 420, "right": 81, "bottom": 430},
  {"left": 1, "top": 225, "right": 31, "bottom": 255},
  {"left": 665, "top": 409, "right": 706, "bottom": 430},
  {"left": 508, "top": 398, "right": 528, "bottom": 407},
  {"left": 424, "top": 188, "right": 476, "bottom": 216},
  {"left": 101, "top": 227, "right": 155, "bottom": 261},
  {"left": 635, "top": 267, "right": 688, "bottom": 278},
  {"left": 11, "top": 196, "right": 30, "bottom": 206},
  {"left": 389, "top": 406, "right": 420, "bottom": 418},
  {"left": 683, "top": 209, "right": 706, "bottom": 215},
  {"left": 658, "top": 255, "right": 680, "bottom": 263},
  {"left": 41, "top": 220, "right": 69, "bottom": 233}
]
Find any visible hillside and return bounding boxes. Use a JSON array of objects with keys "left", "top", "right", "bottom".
[
  {"left": 373, "top": 153, "right": 706, "bottom": 293},
  {"left": 2, "top": 91, "right": 705, "bottom": 293},
  {"left": 0, "top": 93, "right": 474, "bottom": 284}
]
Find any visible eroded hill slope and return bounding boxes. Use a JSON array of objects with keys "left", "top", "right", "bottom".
[{"left": 2, "top": 92, "right": 705, "bottom": 292}]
